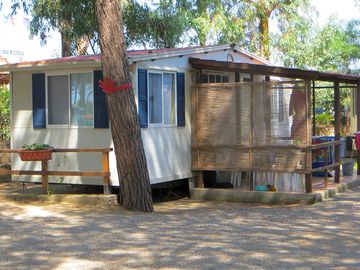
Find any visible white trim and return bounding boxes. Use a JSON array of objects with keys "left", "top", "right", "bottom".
[
  {"left": 0, "top": 45, "right": 272, "bottom": 73},
  {"left": 149, "top": 172, "right": 194, "bottom": 185},
  {"left": 234, "top": 47, "right": 273, "bottom": 66},
  {"left": 130, "top": 44, "right": 231, "bottom": 62},
  {"left": 143, "top": 65, "right": 183, "bottom": 72},
  {"left": 130, "top": 45, "right": 271, "bottom": 65},
  {"left": 0, "top": 60, "right": 101, "bottom": 72}
]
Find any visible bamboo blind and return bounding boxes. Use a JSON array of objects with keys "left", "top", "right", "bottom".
[{"left": 192, "top": 81, "right": 311, "bottom": 173}]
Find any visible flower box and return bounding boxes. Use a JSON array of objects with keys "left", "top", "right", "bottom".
[{"left": 19, "top": 149, "right": 52, "bottom": 161}]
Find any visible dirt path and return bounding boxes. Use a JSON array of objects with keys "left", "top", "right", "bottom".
[{"left": 1, "top": 187, "right": 360, "bottom": 270}]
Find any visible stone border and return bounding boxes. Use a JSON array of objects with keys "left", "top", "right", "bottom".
[
  {"left": 190, "top": 178, "right": 360, "bottom": 205},
  {"left": 314, "top": 178, "right": 360, "bottom": 201}
]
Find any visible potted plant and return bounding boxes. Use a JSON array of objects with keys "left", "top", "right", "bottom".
[{"left": 19, "top": 143, "right": 53, "bottom": 161}]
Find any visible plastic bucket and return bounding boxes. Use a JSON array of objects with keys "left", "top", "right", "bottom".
[{"left": 342, "top": 160, "right": 354, "bottom": 176}]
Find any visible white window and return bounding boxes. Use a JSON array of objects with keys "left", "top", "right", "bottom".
[
  {"left": 201, "top": 73, "right": 229, "bottom": 83},
  {"left": 272, "top": 86, "right": 284, "bottom": 122},
  {"left": 47, "top": 72, "right": 93, "bottom": 127},
  {"left": 148, "top": 72, "right": 176, "bottom": 126}
]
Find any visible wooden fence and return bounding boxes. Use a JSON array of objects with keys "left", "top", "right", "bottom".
[
  {"left": 191, "top": 80, "right": 312, "bottom": 173},
  {"left": 191, "top": 80, "right": 343, "bottom": 192},
  {"left": 0, "top": 148, "right": 113, "bottom": 194}
]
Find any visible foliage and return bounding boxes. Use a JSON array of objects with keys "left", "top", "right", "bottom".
[
  {"left": 311, "top": 19, "right": 360, "bottom": 72},
  {"left": 177, "top": 0, "right": 246, "bottom": 46},
  {"left": 240, "top": 0, "right": 311, "bottom": 59},
  {"left": 2, "top": 0, "right": 359, "bottom": 73},
  {"left": 21, "top": 143, "right": 52, "bottom": 150},
  {"left": 315, "top": 113, "right": 334, "bottom": 126},
  {"left": 273, "top": 14, "right": 315, "bottom": 68},
  {"left": 0, "top": 86, "right": 10, "bottom": 142},
  {"left": 314, "top": 84, "right": 352, "bottom": 128},
  {"left": 124, "top": 0, "right": 190, "bottom": 48},
  {"left": 6, "top": 0, "right": 99, "bottom": 56},
  {"left": 277, "top": 18, "right": 360, "bottom": 72}
]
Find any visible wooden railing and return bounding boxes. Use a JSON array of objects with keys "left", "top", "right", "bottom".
[
  {"left": 0, "top": 148, "right": 113, "bottom": 194},
  {"left": 310, "top": 140, "right": 341, "bottom": 189}
]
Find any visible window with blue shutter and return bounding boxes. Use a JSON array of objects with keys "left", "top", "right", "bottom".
[
  {"left": 138, "top": 69, "right": 185, "bottom": 128},
  {"left": 138, "top": 69, "right": 148, "bottom": 128},
  {"left": 93, "top": 70, "right": 109, "bottom": 128},
  {"left": 177, "top": 72, "right": 185, "bottom": 127},
  {"left": 32, "top": 73, "right": 46, "bottom": 129}
]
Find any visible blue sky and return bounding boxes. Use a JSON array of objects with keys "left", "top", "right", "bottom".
[{"left": 0, "top": 0, "right": 358, "bottom": 63}]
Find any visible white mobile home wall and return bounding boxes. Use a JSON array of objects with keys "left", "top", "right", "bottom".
[{"left": 10, "top": 48, "right": 264, "bottom": 186}]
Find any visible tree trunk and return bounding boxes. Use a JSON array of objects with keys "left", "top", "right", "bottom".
[
  {"left": 258, "top": 16, "right": 270, "bottom": 60},
  {"left": 95, "top": 0, "right": 153, "bottom": 212},
  {"left": 61, "top": 31, "right": 72, "bottom": 57}
]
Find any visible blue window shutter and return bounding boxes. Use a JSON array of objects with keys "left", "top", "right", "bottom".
[
  {"left": 138, "top": 69, "right": 148, "bottom": 128},
  {"left": 93, "top": 70, "right": 109, "bottom": 128},
  {"left": 176, "top": 72, "right": 185, "bottom": 127},
  {"left": 32, "top": 73, "right": 46, "bottom": 129}
]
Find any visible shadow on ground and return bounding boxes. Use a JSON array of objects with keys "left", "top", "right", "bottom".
[{"left": 0, "top": 184, "right": 360, "bottom": 269}]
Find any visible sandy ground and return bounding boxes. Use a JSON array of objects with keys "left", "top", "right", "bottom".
[{"left": 1, "top": 186, "right": 360, "bottom": 270}]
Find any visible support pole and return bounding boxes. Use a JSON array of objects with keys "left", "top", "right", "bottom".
[
  {"left": 264, "top": 78, "right": 271, "bottom": 144},
  {"left": 357, "top": 83, "right": 360, "bottom": 175},
  {"left": 305, "top": 174, "right": 312, "bottom": 193},
  {"left": 102, "top": 151, "right": 111, "bottom": 194},
  {"left": 195, "top": 171, "right": 204, "bottom": 188},
  {"left": 41, "top": 160, "right": 48, "bottom": 193},
  {"left": 324, "top": 149, "right": 328, "bottom": 188},
  {"left": 312, "top": 80, "right": 316, "bottom": 136},
  {"left": 306, "top": 81, "right": 313, "bottom": 193},
  {"left": 334, "top": 81, "right": 341, "bottom": 183}
]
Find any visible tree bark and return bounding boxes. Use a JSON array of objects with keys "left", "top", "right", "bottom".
[
  {"left": 258, "top": 16, "right": 270, "bottom": 60},
  {"left": 95, "top": 0, "right": 153, "bottom": 212},
  {"left": 60, "top": 31, "right": 72, "bottom": 57}
]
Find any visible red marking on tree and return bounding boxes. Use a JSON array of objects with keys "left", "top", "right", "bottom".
[{"left": 99, "top": 77, "right": 132, "bottom": 94}]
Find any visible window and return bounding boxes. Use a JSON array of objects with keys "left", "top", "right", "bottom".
[
  {"left": 201, "top": 73, "right": 229, "bottom": 83},
  {"left": 47, "top": 72, "right": 93, "bottom": 127},
  {"left": 70, "top": 73, "right": 94, "bottom": 126},
  {"left": 48, "top": 75, "right": 69, "bottom": 125},
  {"left": 272, "top": 86, "right": 284, "bottom": 122},
  {"left": 148, "top": 72, "right": 176, "bottom": 125}
]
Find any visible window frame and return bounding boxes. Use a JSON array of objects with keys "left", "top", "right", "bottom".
[
  {"left": 272, "top": 86, "right": 285, "bottom": 123},
  {"left": 45, "top": 70, "right": 94, "bottom": 128},
  {"left": 147, "top": 70, "right": 177, "bottom": 127},
  {"left": 201, "top": 71, "right": 229, "bottom": 83}
]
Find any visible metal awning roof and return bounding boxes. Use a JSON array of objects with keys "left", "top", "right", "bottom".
[{"left": 189, "top": 58, "right": 360, "bottom": 84}]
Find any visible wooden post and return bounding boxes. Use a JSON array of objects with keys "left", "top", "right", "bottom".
[
  {"left": 356, "top": 83, "right": 360, "bottom": 175},
  {"left": 324, "top": 149, "right": 328, "bottom": 188},
  {"left": 102, "top": 151, "right": 111, "bottom": 194},
  {"left": 41, "top": 160, "right": 48, "bottom": 193},
  {"left": 312, "top": 80, "right": 316, "bottom": 136},
  {"left": 235, "top": 84, "right": 242, "bottom": 144},
  {"left": 264, "top": 79, "right": 271, "bottom": 144},
  {"left": 195, "top": 171, "right": 204, "bottom": 188},
  {"left": 305, "top": 81, "right": 313, "bottom": 193},
  {"left": 334, "top": 81, "right": 341, "bottom": 183},
  {"left": 305, "top": 174, "right": 312, "bottom": 193}
]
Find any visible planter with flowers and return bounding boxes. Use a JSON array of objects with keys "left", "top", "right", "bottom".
[{"left": 19, "top": 144, "right": 53, "bottom": 161}]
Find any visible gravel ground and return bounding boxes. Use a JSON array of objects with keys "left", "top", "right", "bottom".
[{"left": 1, "top": 187, "right": 360, "bottom": 270}]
